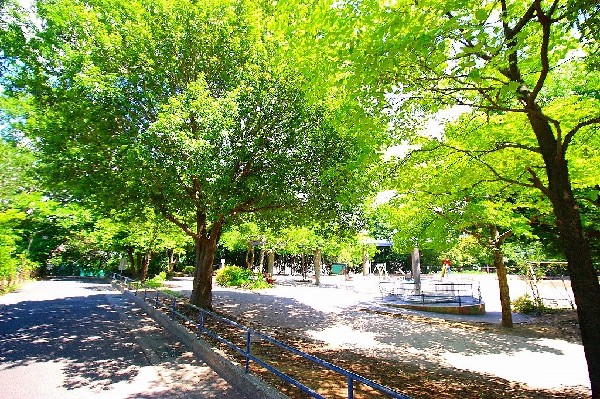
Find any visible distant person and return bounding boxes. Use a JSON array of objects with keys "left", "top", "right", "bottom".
[{"left": 441, "top": 259, "right": 451, "bottom": 278}]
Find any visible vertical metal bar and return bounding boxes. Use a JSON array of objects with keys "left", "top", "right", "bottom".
[
  {"left": 144, "top": 288, "right": 147, "bottom": 300},
  {"left": 155, "top": 290, "right": 159, "bottom": 306},
  {"left": 348, "top": 376, "right": 354, "bottom": 399},
  {"left": 245, "top": 329, "right": 251, "bottom": 373},
  {"left": 172, "top": 297, "right": 177, "bottom": 316}
]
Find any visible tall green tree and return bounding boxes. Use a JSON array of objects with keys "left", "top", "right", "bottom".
[
  {"left": 1, "top": 0, "right": 379, "bottom": 308},
  {"left": 135, "top": 75, "right": 368, "bottom": 307},
  {"left": 276, "top": 0, "right": 600, "bottom": 393}
]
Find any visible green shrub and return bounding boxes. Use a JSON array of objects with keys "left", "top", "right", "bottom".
[
  {"left": 249, "top": 274, "right": 272, "bottom": 289},
  {"left": 512, "top": 294, "right": 549, "bottom": 314},
  {"left": 215, "top": 265, "right": 271, "bottom": 289},
  {"left": 183, "top": 265, "right": 195, "bottom": 275},
  {"left": 146, "top": 271, "right": 167, "bottom": 288}
]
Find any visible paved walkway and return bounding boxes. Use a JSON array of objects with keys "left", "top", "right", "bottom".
[{"left": 0, "top": 278, "right": 246, "bottom": 399}]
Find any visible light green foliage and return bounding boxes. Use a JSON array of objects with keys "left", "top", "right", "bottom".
[
  {"left": 215, "top": 265, "right": 271, "bottom": 289},
  {"left": 2, "top": 0, "right": 381, "bottom": 308},
  {"left": 134, "top": 73, "right": 364, "bottom": 229},
  {"left": 220, "top": 222, "right": 263, "bottom": 253},
  {"left": 279, "top": 226, "right": 323, "bottom": 254},
  {"left": 0, "top": 208, "right": 23, "bottom": 280},
  {"left": 1, "top": 0, "right": 269, "bottom": 209},
  {"left": 444, "top": 236, "right": 490, "bottom": 270},
  {"left": 145, "top": 271, "right": 167, "bottom": 288}
]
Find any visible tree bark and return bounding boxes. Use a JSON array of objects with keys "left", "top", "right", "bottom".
[
  {"left": 190, "top": 238, "right": 215, "bottom": 309},
  {"left": 493, "top": 246, "right": 513, "bottom": 328},
  {"left": 141, "top": 251, "right": 152, "bottom": 281},
  {"left": 166, "top": 249, "right": 178, "bottom": 274},
  {"left": 362, "top": 248, "right": 369, "bottom": 276},
  {"left": 189, "top": 214, "right": 223, "bottom": 309},
  {"left": 314, "top": 249, "right": 322, "bottom": 286},
  {"left": 135, "top": 252, "right": 143, "bottom": 280},
  {"left": 126, "top": 247, "right": 135, "bottom": 275},
  {"left": 267, "top": 251, "right": 275, "bottom": 276},
  {"left": 246, "top": 242, "right": 254, "bottom": 270},
  {"left": 258, "top": 248, "right": 265, "bottom": 273},
  {"left": 527, "top": 110, "right": 600, "bottom": 396}
]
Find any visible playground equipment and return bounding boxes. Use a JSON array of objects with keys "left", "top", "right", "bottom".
[{"left": 379, "top": 277, "right": 485, "bottom": 315}]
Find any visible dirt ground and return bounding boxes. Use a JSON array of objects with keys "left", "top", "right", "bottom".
[
  {"left": 165, "top": 275, "right": 591, "bottom": 399},
  {"left": 216, "top": 306, "right": 587, "bottom": 399}
]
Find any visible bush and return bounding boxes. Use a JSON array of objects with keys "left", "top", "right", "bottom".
[
  {"left": 146, "top": 271, "right": 167, "bottom": 288},
  {"left": 215, "top": 265, "right": 271, "bottom": 289},
  {"left": 183, "top": 266, "right": 195, "bottom": 275},
  {"left": 512, "top": 294, "right": 550, "bottom": 314}
]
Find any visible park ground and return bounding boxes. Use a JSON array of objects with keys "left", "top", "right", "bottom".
[
  {"left": 165, "top": 272, "right": 589, "bottom": 399},
  {"left": 0, "top": 274, "right": 590, "bottom": 399}
]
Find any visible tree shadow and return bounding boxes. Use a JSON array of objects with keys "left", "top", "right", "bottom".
[
  {"left": 210, "top": 286, "right": 575, "bottom": 358},
  {"left": 0, "top": 288, "right": 148, "bottom": 390},
  {"left": 201, "top": 286, "right": 589, "bottom": 398}
]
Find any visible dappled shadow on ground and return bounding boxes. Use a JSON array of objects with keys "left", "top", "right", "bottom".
[
  {"left": 0, "top": 289, "right": 147, "bottom": 390},
  {"left": 212, "top": 287, "right": 577, "bottom": 358},
  {"left": 123, "top": 358, "right": 241, "bottom": 399},
  {"left": 197, "top": 286, "right": 589, "bottom": 398}
]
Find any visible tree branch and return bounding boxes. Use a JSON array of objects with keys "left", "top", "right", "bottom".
[
  {"left": 495, "top": 228, "right": 514, "bottom": 246},
  {"left": 163, "top": 212, "right": 198, "bottom": 240},
  {"left": 525, "top": 166, "right": 550, "bottom": 196},
  {"left": 442, "top": 143, "right": 538, "bottom": 190},
  {"left": 563, "top": 116, "right": 600, "bottom": 155},
  {"left": 529, "top": 0, "right": 555, "bottom": 102}
]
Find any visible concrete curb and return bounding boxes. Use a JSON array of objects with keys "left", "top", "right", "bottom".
[{"left": 113, "top": 283, "right": 289, "bottom": 399}]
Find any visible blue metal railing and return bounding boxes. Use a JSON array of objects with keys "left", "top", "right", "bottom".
[{"left": 112, "top": 273, "right": 412, "bottom": 399}]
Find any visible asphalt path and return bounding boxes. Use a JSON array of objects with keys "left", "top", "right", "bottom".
[{"left": 0, "top": 278, "right": 246, "bottom": 399}]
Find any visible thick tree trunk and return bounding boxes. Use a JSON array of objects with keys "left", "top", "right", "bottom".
[
  {"left": 189, "top": 215, "right": 223, "bottom": 310},
  {"left": 126, "top": 247, "right": 135, "bottom": 275},
  {"left": 246, "top": 242, "right": 254, "bottom": 270},
  {"left": 267, "top": 251, "right": 275, "bottom": 276},
  {"left": 135, "top": 252, "right": 143, "bottom": 280},
  {"left": 493, "top": 247, "right": 513, "bottom": 328},
  {"left": 549, "top": 175, "right": 600, "bottom": 397},
  {"left": 141, "top": 251, "right": 152, "bottom": 281},
  {"left": 190, "top": 238, "right": 217, "bottom": 309},
  {"left": 528, "top": 111, "right": 600, "bottom": 396},
  {"left": 314, "top": 249, "right": 322, "bottom": 286},
  {"left": 362, "top": 248, "right": 369, "bottom": 276}
]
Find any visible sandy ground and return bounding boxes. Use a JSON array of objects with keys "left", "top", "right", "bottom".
[{"left": 165, "top": 273, "right": 590, "bottom": 394}]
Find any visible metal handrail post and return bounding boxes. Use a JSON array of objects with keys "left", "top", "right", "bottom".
[
  {"left": 245, "top": 329, "right": 252, "bottom": 373},
  {"left": 172, "top": 297, "right": 177, "bottom": 316},
  {"left": 348, "top": 376, "right": 354, "bottom": 399}
]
